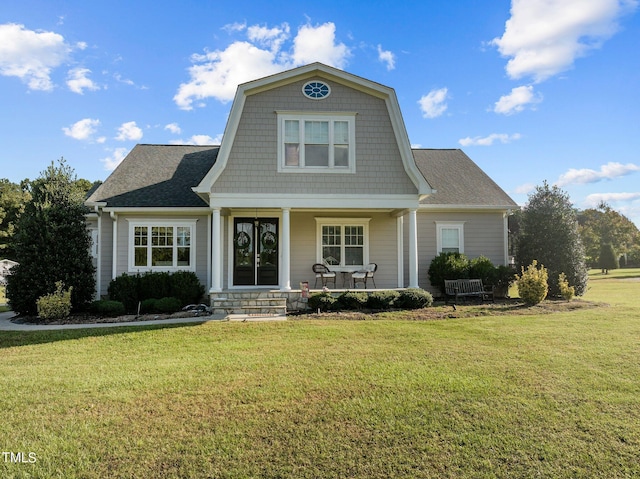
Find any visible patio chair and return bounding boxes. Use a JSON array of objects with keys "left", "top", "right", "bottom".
[
  {"left": 352, "top": 263, "right": 377, "bottom": 289},
  {"left": 312, "top": 263, "right": 336, "bottom": 288}
]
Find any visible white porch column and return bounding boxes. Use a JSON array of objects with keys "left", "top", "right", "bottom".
[
  {"left": 397, "top": 216, "right": 404, "bottom": 288},
  {"left": 110, "top": 212, "right": 118, "bottom": 280},
  {"left": 280, "top": 207, "right": 291, "bottom": 291},
  {"left": 210, "top": 207, "right": 222, "bottom": 292},
  {"left": 409, "top": 208, "right": 419, "bottom": 288}
]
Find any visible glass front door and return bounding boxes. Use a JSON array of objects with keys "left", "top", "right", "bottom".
[{"left": 233, "top": 218, "right": 278, "bottom": 286}]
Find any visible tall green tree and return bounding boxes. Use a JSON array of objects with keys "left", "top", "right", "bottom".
[
  {"left": 0, "top": 179, "right": 31, "bottom": 260},
  {"left": 578, "top": 202, "right": 639, "bottom": 267},
  {"left": 516, "top": 182, "right": 588, "bottom": 297},
  {"left": 6, "top": 159, "right": 95, "bottom": 316}
]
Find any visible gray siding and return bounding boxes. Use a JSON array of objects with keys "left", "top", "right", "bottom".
[
  {"left": 288, "top": 212, "right": 399, "bottom": 289},
  {"left": 97, "top": 214, "right": 210, "bottom": 298},
  {"left": 404, "top": 211, "right": 507, "bottom": 292},
  {"left": 212, "top": 78, "right": 417, "bottom": 196}
]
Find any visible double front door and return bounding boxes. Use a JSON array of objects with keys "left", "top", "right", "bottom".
[{"left": 233, "top": 218, "right": 279, "bottom": 286}]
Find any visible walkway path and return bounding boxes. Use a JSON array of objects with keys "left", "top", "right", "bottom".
[{"left": 0, "top": 311, "right": 285, "bottom": 331}]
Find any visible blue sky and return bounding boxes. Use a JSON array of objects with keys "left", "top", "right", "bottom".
[{"left": 1, "top": 0, "right": 639, "bottom": 226}]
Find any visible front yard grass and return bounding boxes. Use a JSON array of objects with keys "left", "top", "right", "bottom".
[{"left": 1, "top": 269, "right": 639, "bottom": 478}]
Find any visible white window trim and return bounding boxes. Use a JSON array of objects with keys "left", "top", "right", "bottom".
[
  {"left": 436, "top": 221, "right": 465, "bottom": 254},
  {"left": 315, "top": 217, "right": 371, "bottom": 269},
  {"left": 127, "top": 219, "right": 197, "bottom": 272},
  {"left": 277, "top": 111, "right": 356, "bottom": 174}
]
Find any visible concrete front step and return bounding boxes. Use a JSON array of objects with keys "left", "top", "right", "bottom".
[{"left": 212, "top": 296, "right": 287, "bottom": 316}]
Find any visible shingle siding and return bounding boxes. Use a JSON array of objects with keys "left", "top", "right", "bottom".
[{"left": 211, "top": 78, "right": 417, "bottom": 196}]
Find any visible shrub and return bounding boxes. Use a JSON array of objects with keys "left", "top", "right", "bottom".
[
  {"left": 308, "top": 292, "right": 336, "bottom": 312},
  {"left": 140, "top": 298, "right": 159, "bottom": 314},
  {"left": 469, "top": 256, "right": 497, "bottom": 286},
  {"left": 598, "top": 243, "right": 618, "bottom": 274},
  {"left": 89, "top": 300, "right": 125, "bottom": 317},
  {"left": 428, "top": 252, "right": 470, "bottom": 294},
  {"left": 367, "top": 290, "right": 400, "bottom": 310},
  {"left": 108, "top": 271, "right": 205, "bottom": 313},
  {"left": 155, "top": 297, "right": 182, "bottom": 314},
  {"left": 36, "top": 281, "right": 73, "bottom": 321},
  {"left": 169, "top": 271, "right": 206, "bottom": 305},
  {"left": 139, "top": 272, "right": 171, "bottom": 301},
  {"left": 336, "top": 291, "right": 368, "bottom": 310},
  {"left": 395, "top": 288, "right": 433, "bottom": 309},
  {"left": 517, "top": 260, "right": 548, "bottom": 305},
  {"left": 558, "top": 273, "right": 575, "bottom": 301},
  {"left": 108, "top": 273, "right": 140, "bottom": 312}
]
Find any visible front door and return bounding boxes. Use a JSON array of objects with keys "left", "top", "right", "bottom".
[{"left": 233, "top": 218, "right": 279, "bottom": 286}]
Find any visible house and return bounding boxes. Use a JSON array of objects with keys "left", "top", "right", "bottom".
[
  {"left": 0, "top": 259, "right": 18, "bottom": 286},
  {"left": 85, "top": 63, "right": 517, "bottom": 312}
]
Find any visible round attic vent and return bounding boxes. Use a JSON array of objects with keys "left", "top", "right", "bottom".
[{"left": 302, "top": 81, "right": 331, "bottom": 99}]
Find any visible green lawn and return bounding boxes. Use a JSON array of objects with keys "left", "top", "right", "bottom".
[{"left": 1, "top": 270, "right": 639, "bottom": 478}]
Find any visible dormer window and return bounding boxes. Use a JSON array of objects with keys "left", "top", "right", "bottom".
[{"left": 277, "top": 112, "right": 356, "bottom": 173}]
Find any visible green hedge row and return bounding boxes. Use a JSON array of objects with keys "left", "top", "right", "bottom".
[
  {"left": 107, "top": 271, "right": 205, "bottom": 313},
  {"left": 308, "top": 288, "right": 433, "bottom": 312}
]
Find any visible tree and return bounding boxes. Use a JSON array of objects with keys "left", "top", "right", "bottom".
[
  {"left": 515, "top": 182, "right": 588, "bottom": 297},
  {"left": 6, "top": 159, "right": 95, "bottom": 316},
  {"left": 598, "top": 243, "right": 618, "bottom": 274},
  {"left": 578, "top": 202, "right": 639, "bottom": 267},
  {"left": 0, "top": 179, "right": 31, "bottom": 259}
]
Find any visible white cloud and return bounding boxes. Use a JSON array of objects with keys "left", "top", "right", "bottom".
[
  {"left": 555, "top": 162, "right": 640, "bottom": 186},
  {"left": 288, "top": 22, "right": 350, "bottom": 68},
  {"left": 247, "top": 23, "right": 290, "bottom": 52},
  {"left": 170, "top": 134, "right": 222, "bottom": 145},
  {"left": 0, "top": 23, "right": 75, "bottom": 91},
  {"left": 494, "top": 85, "right": 542, "bottom": 115},
  {"left": 62, "top": 118, "right": 101, "bottom": 141},
  {"left": 491, "top": 0, "right": 638, "bottom": 82},
  {"left": 377, "top": 45, "right": 395, "bottom": 70},
  {"left": 164, "top": 123, "right": 181, "bottom": 134},
  {"left": 66, "top": 67, "right": 99, "bottom": 94},
  {"left": 513, "top": 183, "right": 537, "bottom": 195},
  {"left": 100, "top": 147, "right": 129, "bottom": 171},
  {"left": 459, "top": 133, "right": 522, "bottom": 146},
  {"left": 115, "top": 121, "right": 143, "bottom": 141},
  {"left": 418, "top": 88, "right": 448, "bottom": 119},
  {"left": 174, "top": 22, "right": 351, "bottom": 110},
  {"left": 222, "top": 22, "right": 247, "bottom": 34},
  {"left": 584, "top": 191, "right": 640, "bottom": 206}
]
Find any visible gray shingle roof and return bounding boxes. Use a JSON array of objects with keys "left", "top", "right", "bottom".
[
  {"left": 413, "top": 149, "right": 517, "bottom": 208},
  {"left": 86, "top": 144, "right": 219, "bottom": 207},
  {"left": 87, "top": 144, "right": 516, "bottom": 210}
]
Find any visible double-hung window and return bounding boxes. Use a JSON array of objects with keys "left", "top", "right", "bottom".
[
  {"left": 279, "top": 112, "right": 356, "bottom": 173},
  {"left": 436, "top": 222, "right": 464, "bottom": 254},
  {"left": 129, "top": 220, "right": 196, "bottom": 271},
  {"left": 316, "top": 218, "right": 370, "bottom": 267}
]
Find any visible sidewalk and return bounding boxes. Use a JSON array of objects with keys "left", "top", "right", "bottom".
[{"left": 0, "top": 310, "right": 286, "bottom": 331}]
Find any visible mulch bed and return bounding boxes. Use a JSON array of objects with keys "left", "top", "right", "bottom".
[
  {"left": 291, "top": 297, "right": 605, "bottom": 321},
  {"left": 9, "top": 298, "right": 605, "bottom": 325}
]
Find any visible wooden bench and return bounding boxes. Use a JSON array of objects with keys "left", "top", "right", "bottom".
[{"left": 444, "top": 279, "right": 494, "bottom": 304}]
